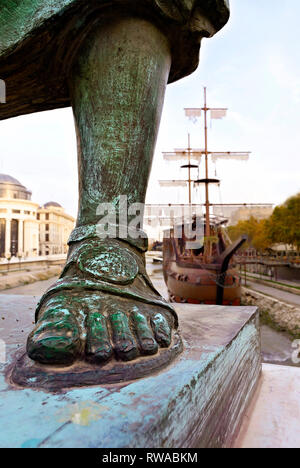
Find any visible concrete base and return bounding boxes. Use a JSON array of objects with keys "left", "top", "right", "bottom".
[
  {"left": 235, "top": 364, "right": 300, "bottom": 448},
  {"left": 0, "top": 295, "right": 260, "bottom": 448}
]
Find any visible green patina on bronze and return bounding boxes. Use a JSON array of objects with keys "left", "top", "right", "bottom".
[
  {"left": 28, "top": 232, "right": 176, "bottom": 365},
  {"left": 0, "top": 0, "right": 230, "bottom": 120},
  {"left": 85, "top": 312, "right": 113, "bottom": 362},
  {"left": 42, "top": 237, "right": 175, "bottom": 316},
  {"left": 27, "top": 306, "right": 82, "bottom": 364},
  {"left": 132, "top": 308, "right": 159, "bottom": 355},
  {"left": 69, "top": 16, "right": 172, "bottom": 224},
  {"left": 77, "top": 241, "right": 139, "bottom": 284},
  {"left": 0, "top": 2, "right": 230, "bottom": 378},
  {"left": 110, "top": 310, "right": 138, "bottom": 361},
  {"left": 0, "top": 0, "right": 229, "bottom": 54}
]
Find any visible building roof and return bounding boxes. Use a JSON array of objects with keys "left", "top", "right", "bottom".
[
  {"left": 0, "top": 173, "right": 32, "bottom": 200},
  {"left": 39, "top": 201, "right": 75, "bottom": 222},
  {"left": 43, "top": 201, "right": 62, "bottom": 209},
  {"left": 0, "top": 173, "right": 23, "bottom": 186}
]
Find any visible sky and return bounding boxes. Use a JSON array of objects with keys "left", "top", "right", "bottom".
[{"left": 0, "top": 0, "right": 300, "bottom": 218}]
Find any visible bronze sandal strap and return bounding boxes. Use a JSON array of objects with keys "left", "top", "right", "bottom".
[
  {"left": 62, "top": 238, "right": 143, "bottom": 285},
  {"left": 64, "top": 237, "right": 164, "bottom": 297}
]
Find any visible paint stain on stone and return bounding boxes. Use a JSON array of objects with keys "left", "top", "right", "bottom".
[{"left": 56, "top": 401, "right": 109, "bottom": 426}]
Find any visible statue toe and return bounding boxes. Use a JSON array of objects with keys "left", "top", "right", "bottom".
[
  {"left": 131, "top": 306, "right": 158, "bottom": 355},
  {"left": 110, "top": 309, "right": 139, "bottom": 361},
  {"left": 151, "top": 311, "right": 172, "bottom": 348},
  {"left": 27, "top": 307, "right": 82, "bottom": 365},
  {"left": 85, "top": 311, "right": 113, "bottom": 363}
]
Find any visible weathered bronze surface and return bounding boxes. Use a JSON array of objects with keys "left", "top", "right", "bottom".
[
  {"left": 0, "top": 0, "right": 230, "bottom": 120},
  {"left": 0, "top": 1, "right": 230, "bottom": 381}
]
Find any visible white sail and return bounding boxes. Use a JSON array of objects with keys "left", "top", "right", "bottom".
[
  {"left": 210, "top": 108, "right": 227, "bottom": 119},
  {"left": 211, "top": 152, "right": 250, "bottom": 163},
  {"left": 163, "top": 150, "right": 203, "bottom": 162},
  {"left": 163, "top": 152, "right": 187, "bottom": 161},
  {"left": 159, "top": 180, "right": 188, "bottom": 187},
  {"left": 184, "top": 108, "right": 201, "bottom": 123}
]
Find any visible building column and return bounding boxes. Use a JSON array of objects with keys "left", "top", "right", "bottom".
[
  {"left": 5, "top": 218, "right": 11, "bottom": 257},
  {"left": 18, "top": 220, "right": 24, "bottom": 256}
]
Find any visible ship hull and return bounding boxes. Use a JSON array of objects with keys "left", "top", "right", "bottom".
[
  {"left": 165, "top": 268, "right": 242, "bottom": 305},
  {"left": 163, "top": 239, "right": 243, "bottom": 305},
  {"left": 162, "top": 222, "right": 245, "bottom": 306}
]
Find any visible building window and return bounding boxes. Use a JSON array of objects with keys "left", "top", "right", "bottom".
[
  {"left": 0, "top": 219, "right": 5, "bottom": 257},
  {"left": 45, "top": 234, "right": 49, "bottom": 242},
  {"left": 37, "top": 213, "right": 40, "bottom": 220},
  {"left": 45, "top": 224, "right": 49, "bottom": 231},
  {"left": 13, "top": 210, "right": 21, "bottom": 214},
  {"left": 25, "top": 211, "right": 30, "bottom": 215},
  {"left": 45, "top": 213, "right": 49, "bottom": 221}
]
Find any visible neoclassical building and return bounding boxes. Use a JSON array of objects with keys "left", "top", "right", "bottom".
[
  {"left": 38, "top": 202, "right": 75, "bottom": 256},
  {"left": 0, "top": 174, "right": 75, "bottom": 259},
  {"left": 0, "top": 174, "right": 39, "bottom": 258}
]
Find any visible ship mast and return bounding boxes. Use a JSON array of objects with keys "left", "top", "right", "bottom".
[
  {"left": 203, "top": 87, "right": 210, "bottom": 240},
  {"left": 185, "top": 87, "right": 250, "bottom": 257},
  {"left": 160, "top": 87, "right": 251, "bottom": 248},
  {"left": 160, "top": 135, "right": 201, "bottom": 206},
  {"left": 188, "top": 133, "right": 192, "bottom": 204}
]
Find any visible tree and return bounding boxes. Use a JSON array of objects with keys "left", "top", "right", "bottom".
[
  {"left": 227, "top": 193, "right": 300, "bottom": 254},
  {"left": 267, "top": 193, "right": 300, "bottom": 251},
  {"left": 227, "top": 217, "right": 272, "bottom": 252}
]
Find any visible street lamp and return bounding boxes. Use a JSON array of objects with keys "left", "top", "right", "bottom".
[
  {"left": 17, "top": 253, "right": 22, "bottom": 270},
  {"left": 5, "top": 252, "right": 11, "bottom": 274}
]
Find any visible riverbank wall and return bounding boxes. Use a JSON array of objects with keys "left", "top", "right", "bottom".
[
  {"left": 242, "top": 288, "right": 300, "bottom": 338},
  {"left": 0, "top": 266, "right": 61, "bottom": 291}
]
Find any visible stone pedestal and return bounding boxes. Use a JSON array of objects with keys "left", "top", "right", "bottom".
[{"left": 0, "top": 296, "right": 260, "bottom": 448}]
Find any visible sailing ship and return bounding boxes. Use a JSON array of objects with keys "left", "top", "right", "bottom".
[{"left": 161, "top": 88, "right": 250, "bottom": 305}]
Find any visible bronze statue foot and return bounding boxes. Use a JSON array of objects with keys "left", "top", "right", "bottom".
[{"left": 27, "top": 235, "right": 178, "bottom": 367}]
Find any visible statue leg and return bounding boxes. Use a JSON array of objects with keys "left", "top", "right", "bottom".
[{"left": 27, "top": 16, "right": 178, "bottom": 366}]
